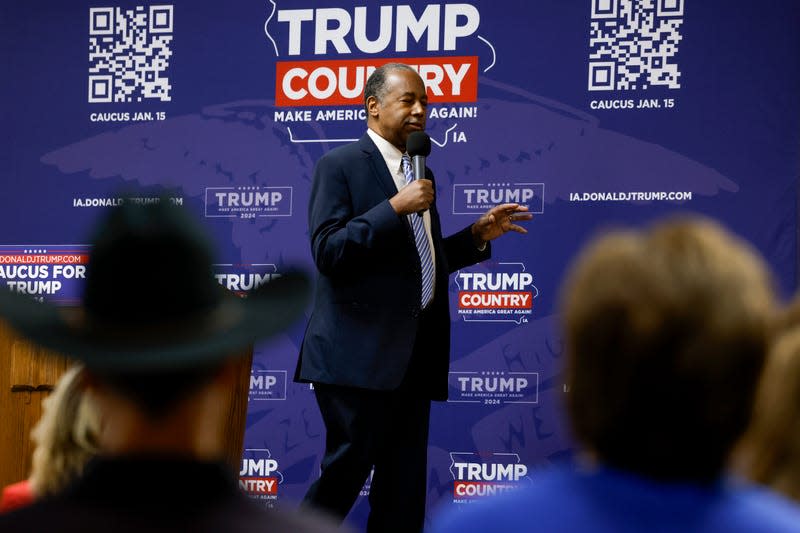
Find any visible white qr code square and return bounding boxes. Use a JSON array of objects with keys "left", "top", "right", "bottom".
[
  {"left": 588, "top": 0, "right": 683, "bottom": 91},
  {"left": 89, "top": 5, "right": 173, "bottom": 103}
]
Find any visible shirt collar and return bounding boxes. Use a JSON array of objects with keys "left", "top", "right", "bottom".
[{"left": 367, "top": 128, "right": 404, "bottom": 174}]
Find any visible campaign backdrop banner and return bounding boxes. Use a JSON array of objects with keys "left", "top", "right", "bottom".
[{"left": 3, "top": 0, "right": 799, "bottom": 528}]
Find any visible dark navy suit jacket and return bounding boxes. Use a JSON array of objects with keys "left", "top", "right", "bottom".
[{"left": 295, "top": 133, "right": 489, "bottom": 400}]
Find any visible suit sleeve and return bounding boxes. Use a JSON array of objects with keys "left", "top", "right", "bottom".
[
  {"left": 442, "top": 224, "right": 491, "bottom": 273},
  {"left": 308, "top": 152, "right": 404, "bottom": 276}
]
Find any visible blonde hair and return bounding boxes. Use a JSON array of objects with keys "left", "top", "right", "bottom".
[
  {"left": 28, "top": 365, "right": 101, "bottom": 497},
  {"left": 738, "top": 327, "right": 800, "bottom": 501}
]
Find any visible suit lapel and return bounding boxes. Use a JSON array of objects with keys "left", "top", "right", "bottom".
[
  {"left": 359, "top": 134, "right": 401, "bottom": 200},
  {"left": 359, "top": 134, "right": 415, "bottom": 235}
]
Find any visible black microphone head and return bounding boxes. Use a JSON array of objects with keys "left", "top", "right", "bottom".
[{"left": 407, "top": 131, "right": 431, "bottom": 157}]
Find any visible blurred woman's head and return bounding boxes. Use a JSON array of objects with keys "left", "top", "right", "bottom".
[{"left": 29, "top": 365, "right": 101, "bottom": 497}]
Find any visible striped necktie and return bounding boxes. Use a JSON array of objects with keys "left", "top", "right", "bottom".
[{"left": 401, "top": 154, "right": 434, "bottom": 309}]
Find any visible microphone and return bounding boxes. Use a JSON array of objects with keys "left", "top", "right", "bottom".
[
  {"left": 407, "top": 131, "right": 432, "bottom": 216},
  {"left": 407, "top": 131, "right": 431, "bottom": 181}
]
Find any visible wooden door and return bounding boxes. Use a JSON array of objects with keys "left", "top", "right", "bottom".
[{"left": 0, "top": 320, "right": 69, "bottom": 489}]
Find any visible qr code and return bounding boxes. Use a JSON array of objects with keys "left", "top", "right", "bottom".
[
  {"left": 588, "top": 0, "right": 683, "bottom": 91},
  {"left": 88, "top": 5, "right": 173, "bottom": 103}
]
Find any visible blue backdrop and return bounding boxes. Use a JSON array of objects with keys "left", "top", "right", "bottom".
[{"left": 2, "top": 1, "right": 799, "bottom": 529}]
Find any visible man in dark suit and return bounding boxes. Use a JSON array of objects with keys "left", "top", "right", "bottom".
[
  {"left": 295, "top": 63, "right": 531, "bottom": 532},
  {"left": 0, "top": 201, "right": 346, "bottom": 532}
]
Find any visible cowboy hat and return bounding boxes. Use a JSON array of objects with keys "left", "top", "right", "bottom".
[{"left": 0, "top": 199, "right": 310, "bottom": 371}]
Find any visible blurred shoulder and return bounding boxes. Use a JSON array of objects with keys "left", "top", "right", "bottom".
[
  {"left": 429, "top": 467, "right": 572, "bottom": 533},
  {"left": 718, "top": 484, "right": 800, "bottom": 531}
]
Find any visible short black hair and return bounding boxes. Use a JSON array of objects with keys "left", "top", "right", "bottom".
[{"left": 363, "top": 63, "right": 417, "bottom": 113}]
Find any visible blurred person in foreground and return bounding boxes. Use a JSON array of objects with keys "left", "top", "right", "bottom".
[
  {"left": 431, "top": 217, "right": 800, "bottom": 532},
  {"left": 736, "top": 299, "right": 800, "bottom": 503},
  {"left": 0, "top": 365, "right": 100, "bottom": 512},
  {"left": 0, "top": 200, "right": 346, "bottom": 532}
]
